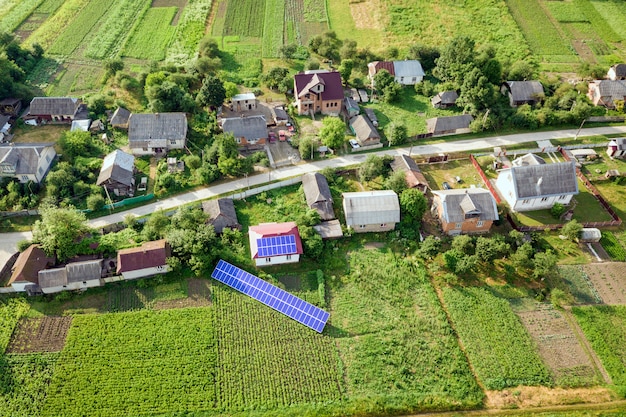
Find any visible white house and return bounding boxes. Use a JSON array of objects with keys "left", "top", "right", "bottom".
[
  {"left": 607, "top": 138, "right": 626, "bottom": 158},
  {"left": 0, "top": 143, "right": 56, "bottom": 184},
  {"left": 116, "top": 240, "right": 170, "bottom": 280},
  {"left": 608, "top": 64, "right": 626, "bottom": 81},
  {"left": 342, "top": 190, "right": 400, "bottom": 233},
  {"left": 495, "top": 154, "right": 578, "bottom": 212},
  {"left": 231, "top": 93, "right": 257, "bottom": 112},
  {"left": 248, "top": 222, "right": 303, "bottom": 267},
  {"left": 367, "top": 60, "right": 425, "bottom": 86},
  {"left": 38, "top": 260, "right": 102, "bottom": 294}
]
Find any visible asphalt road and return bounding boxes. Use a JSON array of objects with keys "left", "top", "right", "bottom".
[{"left": 1, "top": 125, "right": 625, "bottom": 270}]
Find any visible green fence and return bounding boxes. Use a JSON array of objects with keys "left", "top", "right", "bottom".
[{"left": 103, "top": 194, "right": 155, "bottom": 210}]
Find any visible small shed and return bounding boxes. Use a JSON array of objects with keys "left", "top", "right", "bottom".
[
  {"left": 110, "top": 107, "right": 131, "bottom": 129},
  {"left": 580, "top": 228, "right": 601, "bottom": 243},
  {"left": 350, "top": 115, "right": 380, "bottom": 146},
  {"left": 431, "top": 91, "right": 458, "bottom": 109},
  {"left": 364, "top": 108, "right": 378, "bottom": 127},
  {"left": 271, "top": 106, "right": 289, "bottom": 126},
  {"left": 202, "top": 198, "right": 241, "bottom": 234},
  {"left": 344, "top": 97, "right": 360, "bottom": 118},
  {"left": 313, "top": 220, "right": 343, "bottom": 239},
  {"left": 302, "top": 172, "right": 335, "bottom": 220}
]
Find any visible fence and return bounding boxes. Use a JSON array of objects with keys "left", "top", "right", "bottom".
[
  {"left": 469, "top": 154, "right": 501, "bottom": 204},
  {"left": 103, "top": 194, "right": 155, "bottom": 210},
  {"left": 0, "top": 209, "right": 39, "bottom": 218},
  {"left": 229, "top": 177, "right": 303, "bottom": 200}
]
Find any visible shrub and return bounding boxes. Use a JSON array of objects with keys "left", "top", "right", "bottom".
[
  {"left": 550, "top": 202, "right": 566, "bottom": 219},
  {"left": 86, "top": 194, "right": 105, "bottom": 211}
]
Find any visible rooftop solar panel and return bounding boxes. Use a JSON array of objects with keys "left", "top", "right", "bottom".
[
  {"left": 211, "top": 259, "right": 329, "bottom": 332},
  {"left": 256, "top": 234, "right": 298, "bottom": 258}
]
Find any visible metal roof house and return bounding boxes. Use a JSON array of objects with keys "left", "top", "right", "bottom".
[
  {"left": 344, "top": 97, "right": 360, "bottom": 118},
  {"left": 116, "top": 239, "right": 170, "bottom": 280},
  {"left": 431, "top": 188, "right": 499, "bottom": 235},
  {"left": 342, "top": 190, "right": 400, "bottom": 233},
  {"left": 390, "top": 155, "right": 428, "bottom": 192},
  {"left": 495, "top": 156, "right": 579, "bottom": 212},
  {"left": 302, "top": 172, "right": 335, "bottom": 220},
  {"left": 96, "top": 149, "right": 135, "bottom": 196},
  {"left": 501, "top": 81, "right": 545, "bottom": 107},
  {"left": 350, "top": 115, "right": 380, "bottom": 146},
  {"left": 293, "top": 70, "right": 344, "bottom": 116},
  {"left": 221, "top": 115, "right": 268, "bottom": 146},
  {"left": 202, "top": 198, "right": 241, "bottom": 234},
  {"left": 426, "top": 114, "right": 473, "bottom": 136},
  {"left": 368, "top": 60, "right": 425, "bottom": 86},
  {"left": 0, "top": 143, "right": 56, "bottom": 183},
  {"left": 608, "top": 64, "right": 626, "bottom": 81},
  {"left": 27, "top": 97, "right": 83, "bottom": 123},
  {"left": 38, "top": 259, "right": 103, "bottom": 294},
  {"left": 607, "top": 138, "right": 626, "bottom": 158},
  {"left": 128, "top": 113, "right": 187, "bottom": 155},
  {"left": 231, "top": 93, "right": 257, "bottom": 112},
  {"left": 248, "top": 222, "right": 303, "bottom": 266}
]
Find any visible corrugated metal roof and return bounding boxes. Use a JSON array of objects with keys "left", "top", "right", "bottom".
[
  {"left": 66, "top": 259, "right": 102, "bottom": 283},
  {"left": 202, "top": 198, "right": 240, "bottom": 233},
  {"left": 128, "top": 113, "right": 187, "bottom": 142},
  {"left": 38, "top": 268, "right": 66, "bottom": 288},
  {"left": 392, "top": 60, "right": 425, "bottom": 78},
  {"left": 350, "top": 115, "right": 379, "bottom": 143},
  {"left": 117, "top": 240, "right": 170, "bottom": 273},
  {"left": 432, "top": 188, "right": 499, "bottom": 223},
  {"left": 110, "top": 107, "right": 131, "bottom": 126},
  {"left": 0, "top": 143, "right": 55, "bottom": 176},
  {"left": 302, "top": 173, "right": 334, "bottom": 220},
  {"left": 222, "top": 115, "right": 267, "bottom": 141},
  {"left": 342, "top": 191, "right": 400, "bottom": 226},
  {"left": 29, "top": 97, "right": 79, "bottom": 116},
  {"left": 431, "top": 91, "right": 458, "bottom": 106},
  {"left": 369, "top": 61, "right": 395, "bottom": 76},
  {"left": 512, "top": 153, "right": 545, "bottom": 167},
  {"left": 232, "top": 93, "right": 255, "bottom": 101},
  {"left": 509, "top": 161, "right": 578, "bottom": 198},
  {"left": 504, "top": 81, "right": 545, "bottom": 102},
  {"left": 595, "top": 80, "right": 626, "bottom": 98},
  {"left": 96, "top": 149, "right": 135, "bottom": 187}
]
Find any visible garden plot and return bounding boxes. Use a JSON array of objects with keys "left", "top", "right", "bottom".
[
  {"left": 6, "top": 316, "right": 73, "bottom": 354},
  {"left": 583, "top": 263, "right": 626, "bottom": 305},
  {"left": 515, "top": 302, "right": 601, "bottom": 387},
  {"left": 558, "top": 265, "right": 602, "bottom": 305}
]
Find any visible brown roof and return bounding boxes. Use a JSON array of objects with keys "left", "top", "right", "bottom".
[
  {"left": 369, "top": 61, "right": 396, "bottom": 76},
  {"left": 116, "top": 240, "right": 170, "bottom": 273},
  {"left": 390, "top": 155, "right": 429, "bottom": 190},
  {"left": 294, "top": 71, "right": 344, "bottom": 102},
  {"left": 202, "top": 198, "right": 241, "bottom": 233},
  {"left": 8, "top": 245, "right": 54, "bottom": 286}
]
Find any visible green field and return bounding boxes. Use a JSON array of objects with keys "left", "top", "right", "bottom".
[
  {"left": 0, "top": 298, "right": 30, "bottom": 353},
  {"left": 0, "top": 0, "right": 44, "bottom": 32},
  {"left": 122, "top": 7, "right": 178, "bottom": 60}
]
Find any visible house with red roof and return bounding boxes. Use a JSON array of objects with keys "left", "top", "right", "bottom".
[
  {"left": 7, "top": 244, "right": 54, "bottom": 294},
  {"left": 248, "top": 222, "right": 303, "bottom": 266},
  {"left": 116, "top": 239, "right": 170, "bottom": 280},
  {"left": 293, "top": 70, "right": 344, "bottom": 116}
]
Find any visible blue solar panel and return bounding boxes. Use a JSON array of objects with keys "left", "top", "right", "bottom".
[
  {"left": 256, "top": 234, "right": 298, "bottom": 258},
  {"left": 211, "top": 259, "right": 329, "bottom": 333}
]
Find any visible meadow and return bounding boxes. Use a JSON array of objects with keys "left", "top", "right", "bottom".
[{"left": 122, "top": 7, "right": 178, "bottom": 60}]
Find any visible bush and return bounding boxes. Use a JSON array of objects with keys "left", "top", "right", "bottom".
[
  {"left": 86, "top": 194, "right": 105, "bottom": 211},
  {"left": 17, "top": 239, "right": 32, "bottom": 252},
  {"left": 550, "top": 202, "right": 566, "bottom": 219}
]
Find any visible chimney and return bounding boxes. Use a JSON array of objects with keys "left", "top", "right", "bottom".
[{"left": 536, "top": 177, "right": 543, "bottom": 194}]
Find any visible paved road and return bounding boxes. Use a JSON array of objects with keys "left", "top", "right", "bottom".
[{"left": 1, "top": 125, "right": 625, "bottom": 269}]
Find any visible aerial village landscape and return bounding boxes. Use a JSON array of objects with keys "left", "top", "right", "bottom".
[{"left": 2, "top": 0, "right": 626, "bottom": 416}]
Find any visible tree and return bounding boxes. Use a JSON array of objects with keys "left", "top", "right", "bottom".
[
  {"left": 142, "top": 210, "right": 170, "bottom": 241},
  {"left": 318, "top": 117, "right": 346, "bottom": 149},
  {"left": 298, "top": 136, "right": 316, "bottom": 160},
  {"left": 384, "top": 170, "right": 408, "bottom": 194},
  {"left": 103, "top": 58, "right": 124, "bottom": 76},
  {"left": 433, "top": 36, "right": 476, "bottom": 86},
  {"left": 475, "top": 235, "right": 511, "bottom": 262},
  {"left": 507, "top": 60, "right": 536, "bottom": 81},
  {"left": 308, "top": 31, "right": 342, "bottom": 62},
  {"left": 279, "top": 44, "right": 298, "bottom": 60},
  {"left": 198, "top": 37, "right": 220, "bottom": 58},
  {"left": 416, "top": 235, "right": 441, "bottom": 259},
  {"left": 148, "top": 81, "right": 195, "bottom": 112},
  {"left": 511, "top": 242, "right": 534, "bottom": 269},
  {"left": 457, "top": 67, "right": 496, "bottom": 115},
  {"left": 533, "top": 250, "right": 557, "bottom": 280},
  {"left": 224, "top": 81, "right": 239, "bottom": 100},
  {"left": 400, "top": 188, "right": 428, "bottom": 220},
  {"left": 58, "top": 131, "right": 92, "bottom": 162},
  {"left": 562, "top": 219, "right": 583, "bottom": 241},
  {"left": 339, "top": 39, "right": 357, "bottom": 60},
  {"left": 86, "top": 194, "right": 105, "bottom": 211},
  {"left": 550, "top": 202, "right": 566, "bottom": 219},
  {"left": 338, "top": 59, "right": 354, "bottom": 84},
  {"left": 451, "top": 234, "right": 474, "bottom": 255},
  {"left": 32, "top": 205, "right": 90, "bottom": 262},
  {"left": 373, "top": 69, "right": 394, "bottom": 91},
  {"left": 386, "top": 123, "right": 408, "bottom": 146},
  {"left": 196, "top": 75, "right": 226, "bottom": 109},
  {"left": 263, "top": 67, "right": 289, "bottom": 90},
  {"left": 406, "top": 44, "right": 440, "bottom": 72},
  {"left": 358, "top": 155, "right": 391, "bottom": 182}
]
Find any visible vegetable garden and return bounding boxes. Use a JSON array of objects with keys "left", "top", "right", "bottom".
[{"left": 122, "top": 7, "right": 178, "bottom": 60}]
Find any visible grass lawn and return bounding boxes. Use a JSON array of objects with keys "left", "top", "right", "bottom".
[
  {"left": 11, "top": 124, "right": 66, "bottom": 144},
  {"left": 419, "top": 158, "right": 485, "bottom": 190},
  {"left": 327, "top": 0, "right": 383, "bottom": 51}
]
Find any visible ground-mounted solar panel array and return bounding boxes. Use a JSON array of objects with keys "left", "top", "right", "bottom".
[
  {"left": 256, "top": 235, "right": 297, "bottom": 257},
  {"left": 211, "top": 260, "right": 329, "bottom": 332}
]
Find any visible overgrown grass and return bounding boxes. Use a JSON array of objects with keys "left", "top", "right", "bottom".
[
  {"left": 0, "top": 0, "right": 45, "bottom": 32},
  {"left": 166, "top": 0, "right": 213, "bottom": 64},
  {"left": 262, "top": 0, "right": 284, "bottom": 58},
  {"left": 122, "top": 7, "right": 177, "bottom": 60},
  {"left": 0, "top": 298, "right": 29, "bottom": 354}
]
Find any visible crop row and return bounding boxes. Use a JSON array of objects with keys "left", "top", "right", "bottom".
[
  {"left": 41, "top": 308, "right": 217, "bottom": 417},
  {"left": 572, "top": 305, "right": 626, "bottom": 385},
  {"left": 545, "top": 1, "right": 588, "bottom": 23},
  {"left": 26, "top": 0, "right": 90, "bottom": 49},
  {"left": 122, "top": 7, "right": 177, "bottom": 61},
  {"left": 0, "top": 0, "right": 45, "bottom": 33},
  {"left": 572, "top": 0, "right": 621, "bottom": 43},
  {"left": 262, "top": 0, "right": 285, "bottom": 58},
  {"left": 600, "top": 231, "right": 626, "bottom": 261},
  {"left": 165, "top": 0, "right": 212, "bottom": 64},
  {"left": 558, "top": 265, "right": 602, "bottom": 304},
  {"left": 84, "top": 0, "right": 150, "bottom": 59},
  {"left": 34, "top": 0, "right": 65, "bottom": 14},
  {"left": 590, "top": 0, "right": 626, "bottom": 41},
  {"left": 303, "top": 0, "right": 326, "bottom": 23},
  {"left": 213, "top": 284, "right": 343, "bottom": 410},
  {"left": 0, "top": 298, "right": 29, "bottom": 354},
  {"left": 442, "top": 287, "right": 553, "bottom": 390},
  {"left": 223, "top": 0, "right": 264, "bottom": 38}
]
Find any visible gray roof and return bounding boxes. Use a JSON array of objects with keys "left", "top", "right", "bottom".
[
  {"left": 594, "top": 80, "right": 626, "bottom": 99},
  {"left": 0, "top": 114, "right": 10, "bottom": 128},
  {"left": 38, "top": 268, "right": 66, "bottom": 288},
  {"left": 343, "top": 190, "right": 400, "bottom": 226},
  {"left": 202, "top": 198, "right": 240, "bottom": 233},
  {"left": 222, "top": 116, "right": 267, "bottom": 141},
  {"left": 96, "top": 149, "right": 135, "bottom": 187},
  {"left": 0, "top": 143, "right": 54, "bottom": 175},
  {"left": 432, "top": 188, "right": 499, "bottom": 223},
  {"left": 512, "top": 153, "right": 545, "bottom": 167},
  {"left": 350, "top": 115, "right": 379, "bottom": 143},
  {"left": 29, "top": 97, "right": 80, "bottom": 116},
  {"left": 509, "top": 161, "right": 579, "bottom": 198},
  {"left": 271, "top": 107, "right": 288, "bottom": 121},
  {"left": 232, "top": 93, "right": 255, "bottom": 101},
  {"left": 426, "top": 114, "right": 473, "bottom": 133},
  {"left": 110, "top": 107, "right": 131, "bottom": 126},
  {"left": 392, "top": 60, "right": 425, "bottom": 78},
  {"left": 302, "top": 173, "right": 334, "bottom": 220},
  {"left": 364, "top": 108, "right": 377, "bottom": 123},
  {"left": 313, "top": 219, "right": 343, "bottom": 239},
  {"left": 503, "top": 81, "right": 545, "bottom": 102},
  {"left": 610, "top": 64, "right": 626, "bottom": 78},
  {"left": 344, "top": 97, "right": 359, "bottom": 110},
  {"left": 431, "top": 91, "right": 458, "bottom": 106},
  {"left": 38, "top": 260, "right": 102, "bottom": 288},
  {"left": 609, "top": 138, "right": 626, "bottom": 150},
  {"left": 391, "top": 154, "right": 420, "bottom": 173},
  {"left": 128, "top": 113, "right": 188, "bottom": 144}
]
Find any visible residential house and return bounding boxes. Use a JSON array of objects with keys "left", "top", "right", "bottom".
[
  {"left": 38, "top": 260, "right": 102, "bottom": 294},
  {"left": 0, "top": 143, "right": 56, "bottom": 183},
  {"left": 501, "top": 81, "right": 545, "bottom": 107},
  {"left": 608, "top": 64, "right": 626, "bottom": 81},
  {"left": 293, "top": 70, "right": 344, "bottom": 116},
  {"left": 495, "top": 154, "right": 579, "bottom": 212},
  {"left": 271, "top": 106, "right": 289, "bottom": 126},
  {"left": 390, "top": 155, "right": 428, "bottom": 192},
  {"left": 302, "top": 172, "right": 335, "bottom": 220},
  {"left": 7, "top": 245, "right": 54, "bottom": 294},
  {"left": 70, "top": 119, "right": 90, "bottom": 132},
  {"left": 27, "top": 97, "right": 84, "bottom": 123},
  {"left": 426, "top": 114, "right": 473, "bottom": 136},
  {"left": 587, "top": 80, "right": 626, "bottom": 108},
  {"left": 248, "top": 222, "right": 303, "bottom": 266},
  {"left": 364, "top": 108, "right": 378, "bottom": 127},
  {"left": 607, "top": 138, "right": 626, "bottom": 158},
  {"left": 342, "top": 190, "right": 400, "bottom": 233},
  {"left": 344, "top": 97, "right": 360, "bottom": 118},
  {"left": 368, "top": 60, "right": 425, "bottom": 86},
  {"left": 96, "top": 149, "right": 135, "bottom": 196},
  {"left": 116, "top": 239, "right": 171, "bottom": 280},
  {"left": 350, "top": 115, "right": 380, "bottom": 146},
  {"left": 221, "top": 115, "right": 268, "bottom": 146},
  {"left": 431, "top": 91, "right": 458, "bottom": 109},
  {"left": 0, "top": 98, "right": 21, "bottom": 116},
  {"left": 431, "top": 188, "right": 499, "bottom": 235},
  {"left": 128, "top": 113, "right": 187, "bottom": 155},
  {"left": 110, "top": 107, "right": 131, "bottom": 129},
  {"left": 231, "top": 93, "right": 257, "bottom": 112},
  {"left": 202, "top": 198, "right": 241, "bottom": 234}
]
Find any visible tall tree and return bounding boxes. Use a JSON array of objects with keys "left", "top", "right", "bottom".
[
  {"left": 400, "top": 188, "right": 428, "bottom": 220},
  {"left": 196, "top": 75, "right": 226, "bottom": 109},
  {"left": 32, "top": 205, "right": 90, "bottom": 262},
  {"left": 318, "top": 117, "right": 346, "bottom": 150},
  {"left": 338, "top": 59, "right": 354, "bottom": 85},
  {"left": 433, "top": 36, "right": 476, "bottom": 86}
]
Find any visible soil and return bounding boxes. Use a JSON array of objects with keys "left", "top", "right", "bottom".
[
  {"left": 153, "top": 279, "right": 211, "bottom": 309},
  {"left": 350, "top": 0, "right": 383, "bottom": 30},
  {"left": 583, "top": 263, "right": 626, "bottom": 305},
  {"left": 6, "top": 316, "right": 73, "bottom": 354},
  {"left": 485, "top": 386, "right": 615, "bottom": 409}
]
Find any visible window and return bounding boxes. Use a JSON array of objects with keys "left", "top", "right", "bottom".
[
  {"left": 522, "top": 199, "right": 530, "bottom": 204},
  {"left": 400, "top": 76, "right": 404, "bottom": 82},
  {"left": 143, "top": 147, "right": 148, "bottom": 152},
  {"left": 380, "top": 223, "right": 386, "bottom": 227},
  {"left": 38, "top": 167, "right": 43, "bottom": 175},
  {"left": 82, "top": 281, "right": 87, "bottom": 284},
  {"left": 45, "top": 155, "right": 51, "bottom": 163},
  {"left": 455, "top": 223, "right": 462, "bottom": 229},
  {"left": 170, "top": 140, "right": 177, "bottom": 145},
  {"left": 286, "top": 254, "right": 292, "bottom": 260},
  {"left": 477, "top": 221, "right": 484, "bottom": 227},
  {"left": 359, "top": 225, "right": 366, "bottom": 229},
  {"left": 266, "top": 257, "right": 271, "bottom": 263},
  {"left": 559, "top": 195, "right": 566, "bottom": 200},
  {"left": 412, "top": 77, "right": 417, "bottom": 83},
  {"left": 541, "top": 197, "right": 549, "bottom": 202},
  {"left": 21, "top": 175, "right": 28, "bottom": 181},
  {"left": 325, "top": 103, "right": 329, "bottom": 108}
]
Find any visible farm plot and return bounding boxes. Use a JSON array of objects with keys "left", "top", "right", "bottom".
[
  {"left": 573, "top": 305, "right": 626, "bottom": 386},
  {"left": 41, "top": 308, "right": 217, "bottom": 417},
  {"left": 262, "top": 0, "right": 284, "bottom": 58},
  {"left": 0, "top": 0, "right": 44, "bottom": 33},
  {"left": 0, "top": 353, "right": 59, "bottom": 417},
  {"left": 153, "top": 278, "right": 212, "bottom": 309},
  {"left": 558, "top": 265, "right": 602, "bottom": 305},
  {"left": 0, "top": 298, "right": 30, "bottom": 354},
  {"left": 582, "top": 263, "right": 626, "bottom": 305},
  {"left": 6, "top": 316, "right": 72, "bottom": 354},
  {"left": 223, "top": 0, "right": 265, "bottom": 37},
  {"left": 122, "top": 7, "right": 178, "bottom": 60},
  {"left": 213, "top": 284, "right": 343, "bottom": 410},
  {"left": 165, "top": 0, "right": 213, "bottom": 64},
  {"left": 332, "top": 251, "right": 483, "bottom": 409},
  {"left": 46, "top": 63, "right": 104, "bottom": 97},
  {"left": 25, "top": 0, "right": 92, "bottom": 50},
  {"left": 515, "top": 302, "right": 601, "bottom": 387},
  {"left": 442, "top": 287, "right": 553, "bottom": 390}
]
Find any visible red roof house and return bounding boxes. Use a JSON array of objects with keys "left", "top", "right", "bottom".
[
  {"left": 248, "top": 222, "right": 303, "bottom": 266},
  {"left": 116, "top": 239, "right": 170, "bottom": 280},
  {"left": 293, "top": 71, "right": 344, "bottom": 116}
]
